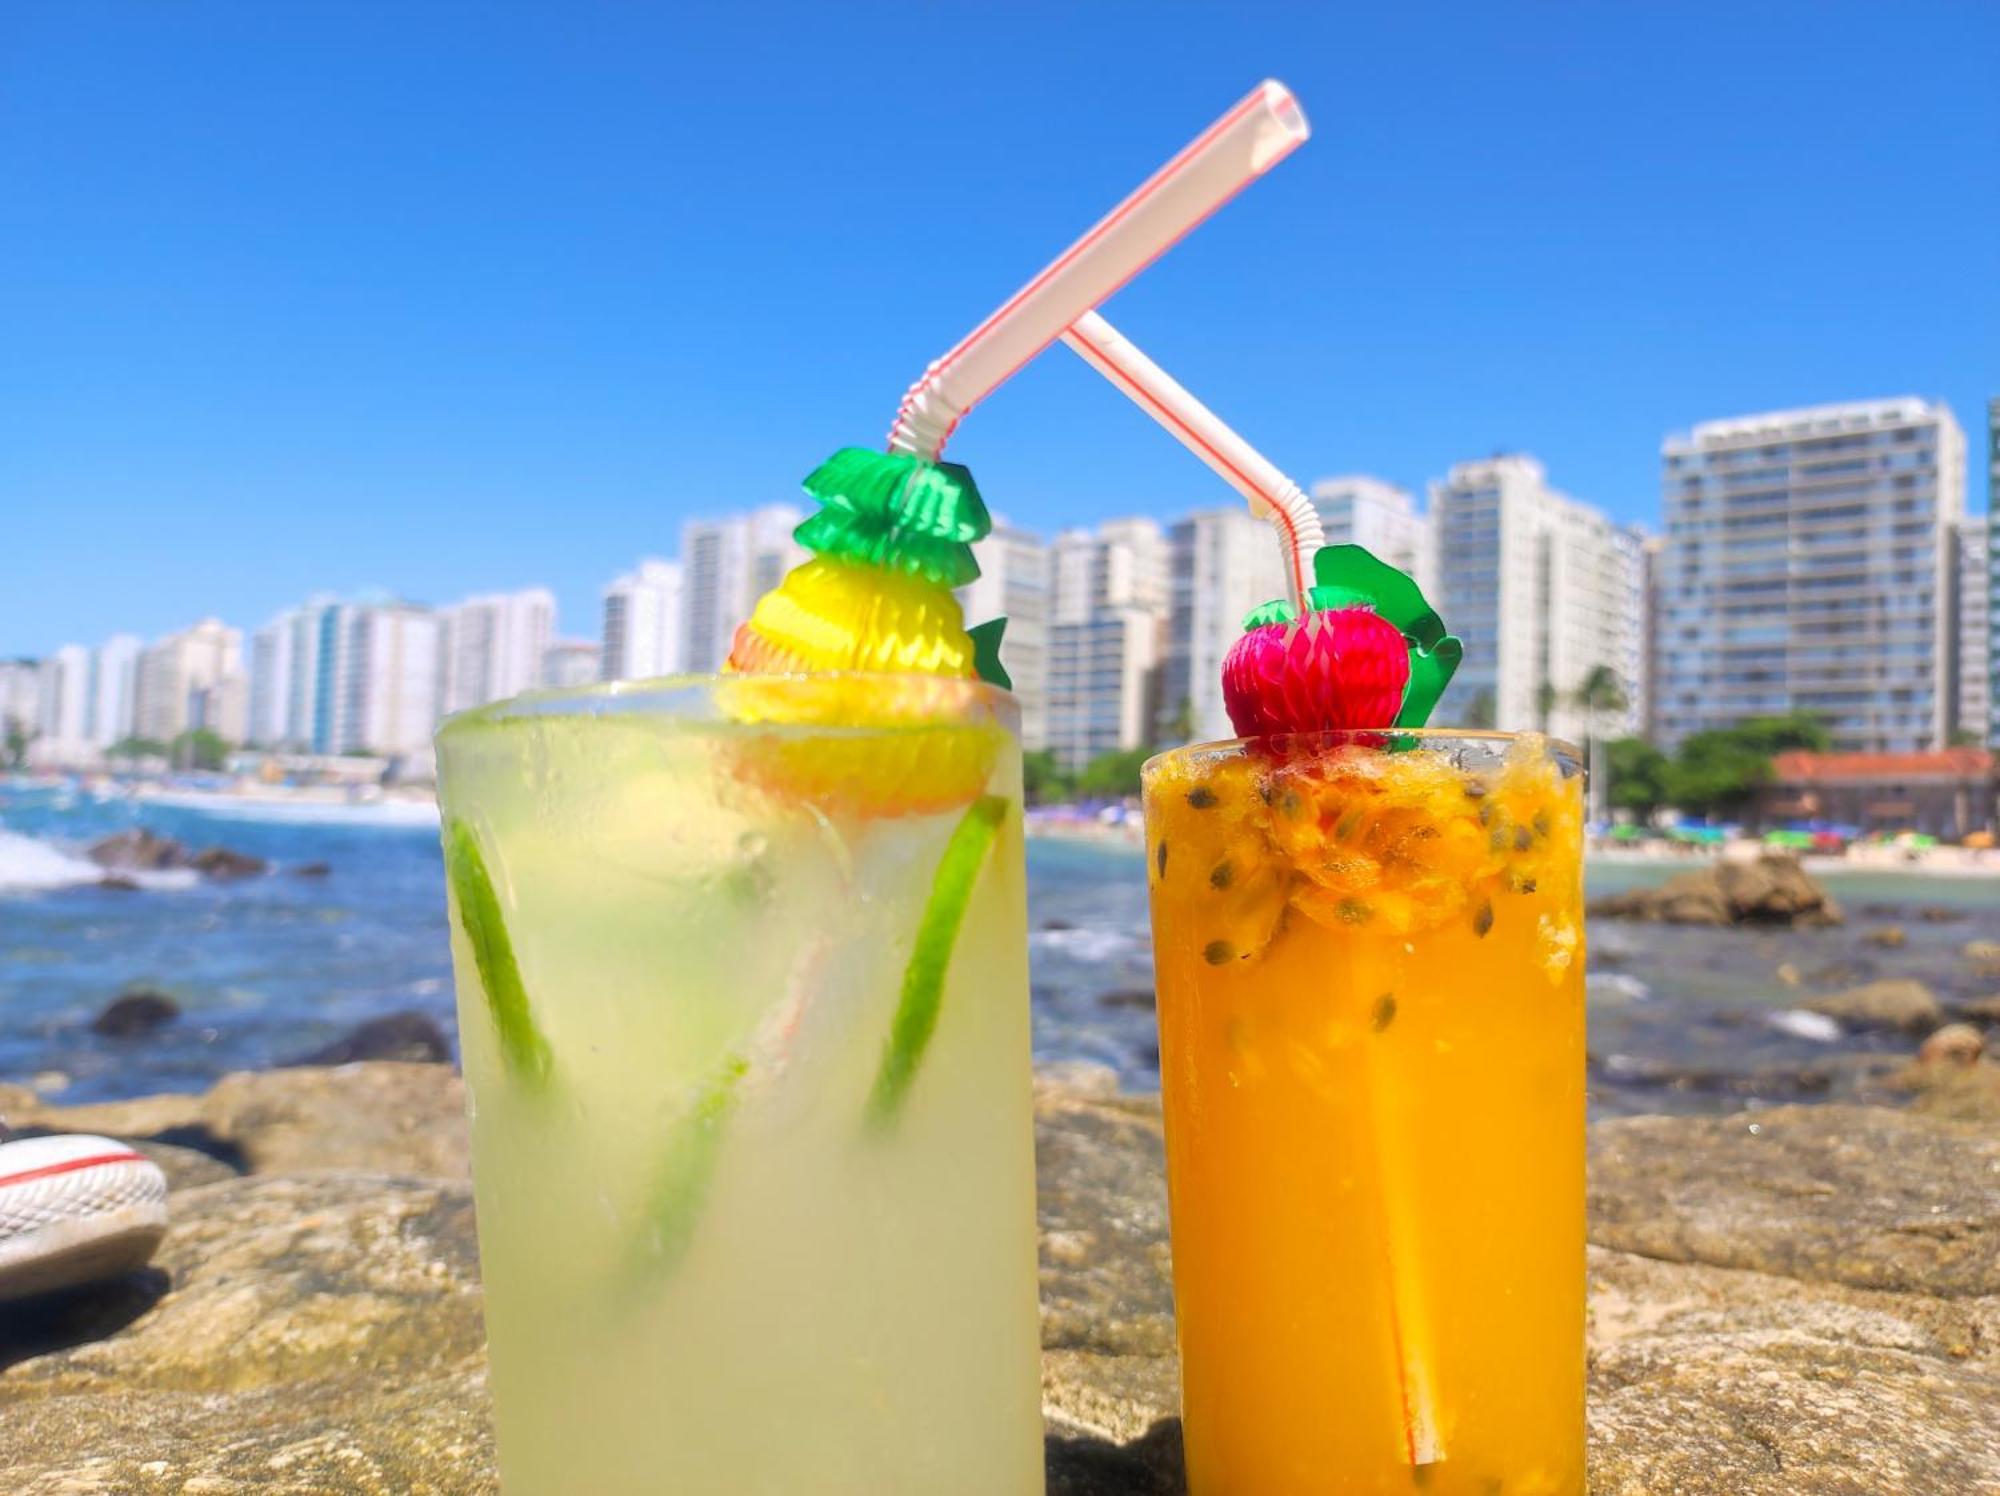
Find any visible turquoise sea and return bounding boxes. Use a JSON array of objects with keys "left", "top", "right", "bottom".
[{"left": 1, "top": 782, "right": 1994, "bottom": 1114}]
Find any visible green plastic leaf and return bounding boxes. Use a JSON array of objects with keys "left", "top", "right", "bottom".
[
  {"left": 866, "top": 795, "right": 1009, "bottom": 1127},
  {"left": 443, "top": 819, "right": 553, "bottom": 1090},
  {"left": 801, "top": 448, "right": 992, "bottom": 542},
  {"left": 1310, "top": 545, "right": 1462, "bottom": 729},
  {"left": 794, "top": 507, "right": 981, "bottom": 588},
  {"left": 966, "top": 618, "right": 1012, "bottom": 690},
  {"left": 642, "top": 1053, "right": 749, "bottom": 1273}
]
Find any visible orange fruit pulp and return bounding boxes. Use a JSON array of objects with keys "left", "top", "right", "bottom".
[{"left": 1142, "top": 733, "right": 1586, "bottom": 1496}]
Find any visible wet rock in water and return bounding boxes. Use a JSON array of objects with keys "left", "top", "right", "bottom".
[
  {"left": 90, "top": 988, "right": 182, "bottom": 1038},
  {"left": 1919, "top": 905, "right": 1967, "bottom": 923},
  {"left": 1965, "top": 939, "right": 2000, "bottom": 975},
  {"left": 1804, "top": 979, "right": 1943, "bottom": 1035},
  {"left": 1096, "top": 988, "right": 1156, "bottom": 1011},
  {"left": 1956, "top": 993, "right": 2000, "bottom": 1025},
  {"left": 1774, "top": 961, "right": 1802, "bottom": 987},
  {"left": 1917, "top": 1023, "right": 1985, "bottom": 1067},
  {"left": 1042, "top": 918, "right": 1077, "bottom": 932},
  {"left": 97, "top": 873, "right": 141, "bottom": 891},
  {"left": 1865, "top": 924, "right": 1907, "bottom": 949},
  {"left": 85, "top": 828, "right": 190, "bottom": 872},
  {"left": 290, "top": 860, "right": 332, "bottom": 878},
  {"left": 187, "top": 845, "right": 268, "bottom": 880},
  {"left": 284, "top": 1011, "right": 452, "bottom": 1067},
  {"left": 1588, "top": 852, "right": 1842, "bottom": 928}
]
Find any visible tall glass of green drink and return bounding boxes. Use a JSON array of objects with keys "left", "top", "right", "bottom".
[{"left": 436, "top": 674, "right": 1044, "bottom": 1495}]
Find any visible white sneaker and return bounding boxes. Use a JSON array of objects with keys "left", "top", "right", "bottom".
[{"left": 0, "top": 1134, "right": 169, "bottom": 1302}]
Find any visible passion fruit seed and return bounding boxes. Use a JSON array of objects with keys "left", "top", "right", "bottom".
[
  {"left": 1472, "top": 898, "right": 1495, "bottom": 937},
  {"left": 1372, "top": 993, "right": 1397, "bottom": 1032},
  {"left": 1513, "top": 824, "right": 1533, "bottom": 852},
  {"left": 1334, "top": 807, "right": 1365, "bottom": 841},
  {"left": 1187, "top": 785, "right": 1218, "bottom": 810},
  {"left": 1336, "top": 897, "right": 1372, "bottom": 924},
  {"left": 1156, "top": 840, "right": 1170, "bottom": 879},
  {"left": 1532, "top": 808, "right": 1552, "bottom": 838},
  {"left": 1209, "top": 860, "right": 1235, "bottom": 890},
  {"left": 1203, "top": 939, "right": 1236, "bottom": 965}
]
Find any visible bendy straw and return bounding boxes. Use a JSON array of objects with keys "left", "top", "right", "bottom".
[
  {"left": 886, "top": 81, "right": 1308, "bottom": 462},
  {"left": 1061, "top": 308, "right": 1322, "bottom": 615}
]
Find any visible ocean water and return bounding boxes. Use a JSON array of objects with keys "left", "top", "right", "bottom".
[{"left": 2, "top": 783, "right": 1995, "bottom": 1114}]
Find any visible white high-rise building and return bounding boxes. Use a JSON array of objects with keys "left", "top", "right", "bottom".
[
  {"left": 543, "top": 639, "right": 603, "bottom": 688},
  {"left": 1952, "top": 516, "right": 1989, "bottom": 746},
  {"left": 1311, "top": 476, "right": 1434, "bottom": 595},
  {"left": 34, "top": 645, "right": 92, "bottom": 766},
  {"left": 1657, "top": 398, "right": 1967, "bottom": 753},
  {"left": 1050, "top": 517, "right": 1169, "bottom": 624},
  {"left": 1046, "top": 609, "right": 1162, "bottom": 773},
  {"left": 248, "top": 613, "right": 297, "bottom": 748},
  {"left": 958, "top": 522, "right": 1051, "bottom": 751},
  {"left": 342, "top": 603, "right": 441, "bottom": 757},
  {"left": 680, "top": 507, "right": 806, "bottom": 673},
  {"left": 1042, "top": 517, "right": 1168, "bottom": 770},
  {"left": 439, "top": 587, "right": 557, "bottom": 714},
  {"left": 88, "top": 634, "right": 143, "bottom": 749},
  {"left": 601, "top": 559, "right": 686, "bottom": 681},
  {"left": 134, "top": 619, "right": 244, "bottom": 744},
  {"left": 1987, "top": 398, "right": 1999, "bottom": 746},
  {"left": 1159, "top": 508, "right": 1287, "bottom": 744},
  {"left": 1430, "top": 456, "right": 1645, "bottom": 744}
]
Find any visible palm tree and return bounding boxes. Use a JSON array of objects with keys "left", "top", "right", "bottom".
[
  {"left": 1572, "top": 665, "right": 1629, "bottom": 823},
  {"left": 1534, "top": 678, "right": 1558, "bottom": 733}
]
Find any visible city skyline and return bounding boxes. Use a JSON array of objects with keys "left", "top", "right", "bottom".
[
  {"left": 10, "top": 392, "right": 1992, "bottom": 769},
  {"left": 6, "top": 6, "right": 1996, "bottom": 656}
]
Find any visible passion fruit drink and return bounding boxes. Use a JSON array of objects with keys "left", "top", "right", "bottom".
[
  {"left": 1144, "top": 731, "right": 1586, "bottom": 1494},
  {"left": 437, "top": 678, "right": 1043, "bottom": 1495}
]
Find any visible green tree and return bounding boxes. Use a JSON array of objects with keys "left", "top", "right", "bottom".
[
  {"left": 1573, "top": 665, "right": 1628, "bottom": 737},
  {"left": 1021, "top": 749, "right": 1073, "bottom": 806},
  {"left": 1661, "top": 713, "right": 1828, "bottom": 816},
  {"left": 107, "top": 736, "right": 168, "bottom": 761},
  {"left": 1161, "top": 697, "right": 1196, "bottom": 745},
  {"left": 1534, "top": 678, "right": 1558, "bottom": 732},
  {"left": 2, "top": 719, "right": 29, "bottom": 769},
  {"left": 1073, "top": 746, "right": 1151, "bottom": 801},
  {"left": 1464, "top": 690, "right": 1496, "bottom": 730},
  {"left": 169, "top": 728, "right": 231, "bottom": 772},
  {"left": 1947, "top": 726, "right": 1984, "bottom": 748},
  {"left": 1605, "top": 737, "right": 1669, "bottom": 816}
]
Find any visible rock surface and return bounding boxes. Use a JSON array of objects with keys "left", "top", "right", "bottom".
[
  {"left": 283, "top": 1012, "right": 453, "bottom": 1068},
  {"left": 1588, "top": 851, "right": 1844, "bottom": 927},
  {"left": 89, "top": 989, "right": 182, "bottom": 1038},
  {"left": 84, "top": 829, "right": 269, "bottom": 881},
  {"left": 1804, "top": 977, "right": 1945, "bottom": 1034},
  {"left": 1, "top": 1065, "right": 1994, "bottom": 1493}
]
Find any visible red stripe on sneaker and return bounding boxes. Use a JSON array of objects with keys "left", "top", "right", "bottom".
[{"left": 0, "top": 1151, "right": 150, "bottom": 1190}]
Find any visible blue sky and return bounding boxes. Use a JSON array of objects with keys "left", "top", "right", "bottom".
[{"left": 5, "top": 1, "right": 1997, "bottom": 655}]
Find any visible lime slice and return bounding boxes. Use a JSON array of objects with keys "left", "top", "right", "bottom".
[
  {"left": 443, "top": 818, "right": 553, "bottom": 1090},
  {"left": 642, "top": 1054, "right": 748, "bottom": 1272},
  {"left": 865, "top": 795, "right": 1009, "bottom": 1126}
]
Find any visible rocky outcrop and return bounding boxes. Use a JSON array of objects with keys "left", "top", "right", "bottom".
[
  {"left": 1589, "top": 852, "right": 1843, "bottom": 927},
  {"left": 85, "top": 829, "right": 269, "bottom": 881},
  {"left": 0, "top": 1065, "right": 1993, "bottom": 1493},
  {"left": 1804, "top": 977, "right": 1945, "bottom": 1035},
  {"left": 283, "top": 1013, "right": 453, "bottom": 1068},
  {"left": 89, "top": 989, "right": 182, "bottom": 1038}
]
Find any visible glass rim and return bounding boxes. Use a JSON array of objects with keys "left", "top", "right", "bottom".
[
  {"left": 1143, "top": 728, "right": 1583, "bottom": 776},
  {"left": 436, "top": 671, "right": 1020, "bottom": 741}
]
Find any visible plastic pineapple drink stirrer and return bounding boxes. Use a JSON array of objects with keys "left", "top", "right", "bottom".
[{"left": 1064, "top": 310, "right": 1461, "bottom": 1468}]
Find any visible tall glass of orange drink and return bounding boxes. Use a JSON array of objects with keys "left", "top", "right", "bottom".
[{"left": 1142, "top": 729, "right": 1585, "bottom": 1495}]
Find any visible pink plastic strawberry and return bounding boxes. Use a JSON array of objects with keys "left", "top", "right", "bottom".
[{"left": 1222, "top": 604, "right": 1412, "bottom": 737}]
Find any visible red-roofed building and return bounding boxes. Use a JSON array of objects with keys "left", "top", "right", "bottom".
[{"left": 1759, "top": 748, "right": 1997, "bottom": 840}]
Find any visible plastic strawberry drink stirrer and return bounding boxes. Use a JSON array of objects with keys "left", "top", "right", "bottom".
[{"left": 1062, "top": 311, "right": 1461, "bottom": 1468}]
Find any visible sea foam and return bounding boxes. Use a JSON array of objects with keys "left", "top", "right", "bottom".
[{"left": 0, "top": 829, "right": 104, "bottom": 893}]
